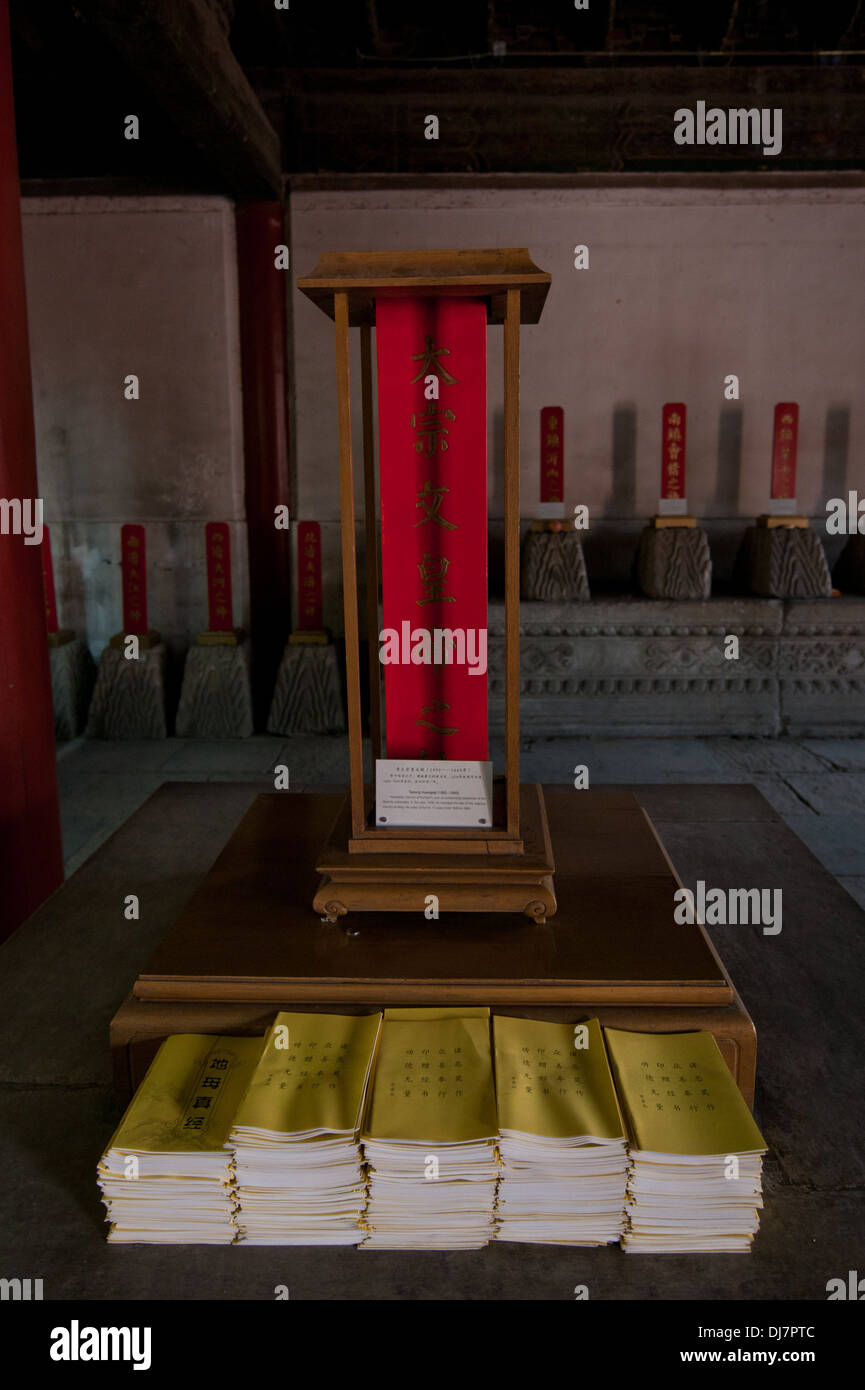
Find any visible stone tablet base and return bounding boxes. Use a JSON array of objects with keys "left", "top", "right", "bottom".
[
  {"left": 833, "top": 535, "right": 865, "bottom": 595},
  {"left": 267, "top": 641, "right": 346, "bottom": 735},
  {"left": 176, "top": 636, "right": 253, "bottom": 738},
  {"left": 636, "top": 524, "right": 712, "bottom": 600},
  {"left": 740, "top": 524, "right": 832, "bottom": 599},
  {"left": 49, "top": 636, "right": 95, "bottom": 740},
  {"left": 521, "top": 530, "right": 590, "bottom": 601},
  {"left": 86, "top": 642, "right": 168, "bottom": 739}
]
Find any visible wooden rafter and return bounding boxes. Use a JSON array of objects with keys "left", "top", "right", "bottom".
[{"left": 76, "top": 0, "right": 282, "bottom": 196}]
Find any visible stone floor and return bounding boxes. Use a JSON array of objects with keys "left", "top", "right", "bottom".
[{"left": 56, "top": 733, "right": 865, "bottom": 910}]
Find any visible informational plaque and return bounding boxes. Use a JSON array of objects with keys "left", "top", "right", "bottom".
[
  {"left": 375, "top": 759, "right": 494, "bottom": 827},
  {"left": 205, "top": 522, "right": 233, "bottom": 631},
  {"left": 296, "top": 520, "right": 323, "bottom": 630},
  {"left": 770, "top": 402, "right": 798, "bottom": 503},
  {"left": 121, "top": 523, "right": 147, "bottom": 634},
  {"left": 376, "top": 297, "right": 488, "bottom": 762}
]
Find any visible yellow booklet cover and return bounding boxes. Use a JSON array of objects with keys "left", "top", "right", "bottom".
[
  {"left": 233, "top": 1011, "right": 382, "bottom": 1136},
  {"left": 363, "top": 1007, "right": 497, "bottom": 1143},
  {"left": 604, "top": 1029, "right": 767, "bottom": 1156},
  {"left": 494, "top": 1016, "right": 625, "bottom": 1140},
  {"left": 106, "top": 1035, "right": 264, "bottom": 1154}
]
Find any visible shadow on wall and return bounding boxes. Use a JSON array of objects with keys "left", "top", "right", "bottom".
[
  {"left": 823, "top": 404, "right": 850, "bottom": 502},
  {"left": 823, "top": 405, "right": 851, "bottom": 572},
  {"left": 714, "top": 406, "right": 743, "bottom": 513},
  {"left": 610, "top": 403, "right": 637, "bottom": 517}
]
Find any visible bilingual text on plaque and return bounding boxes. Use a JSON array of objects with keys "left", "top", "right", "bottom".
[{"left": 375, "top": 759, "right": 494, "bottom": 828}]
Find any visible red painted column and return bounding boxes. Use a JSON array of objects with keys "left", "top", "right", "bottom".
[
  {"left": 0, "top": 0, "right": 64, "bottom": 939},
  {"left": 235, "top": 202, "right": 292, "bottom": 728}
]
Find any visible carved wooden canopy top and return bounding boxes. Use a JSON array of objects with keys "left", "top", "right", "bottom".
[{"left": 297, "top": 247, "right": 551, "bottom": 325}]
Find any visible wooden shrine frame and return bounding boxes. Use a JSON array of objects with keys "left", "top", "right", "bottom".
[{"left": 297, "top": 249, "right": 557, "bottom": 919}]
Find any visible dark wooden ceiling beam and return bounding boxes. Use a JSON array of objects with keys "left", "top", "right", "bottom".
[
  {"left": 76, "top": 0, "right": 282, "bottom": 195},
  {"left": 364, "top": 0, "right": 384, "bottom": 56},
  {"left": 271, "top": 65, "right": 865, "bottom": 172}
]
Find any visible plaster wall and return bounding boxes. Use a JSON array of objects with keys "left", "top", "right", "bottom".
[
  {"left": 290, "top": 181, "right": 865, "bottom": 627},
  {"left": 21, "top": 195, "right": 248, "bottom": 658}
]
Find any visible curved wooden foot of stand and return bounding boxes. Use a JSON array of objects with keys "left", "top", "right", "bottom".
[
  {"left": 522, "top": 874, "right": 557, "bottom": 922},
  {"left": 313, "top": 877, "right": 557, "bottom": 922},
  {"left": 315, "top": 887, "right": 348, "bottom": 924}
]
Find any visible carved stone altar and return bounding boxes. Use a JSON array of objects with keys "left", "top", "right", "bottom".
[
  {"left": 267, "top": 640, "right": 346, "bottom": 735},
  {"left": 487, "top": 596, "right": 865, "bottom": 737},
  {"left": 49, "top": 634, "right": 95, "bottom": 740},
  {"left": 176, "top": 636, "right": 254, "bottom": 738},
  {"left": 636, "top": 524, "right": 712, "bottom": 601},
  {"left": 86, "top": 641, "right": 168, "bottom": 739},
  {"left": 521, "top": 529, "right": 590, "bottom": 602},
  {"left": 739, "top": 524, "right": 832, "bottom": 599}
]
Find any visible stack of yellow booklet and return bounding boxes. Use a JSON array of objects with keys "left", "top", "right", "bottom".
[
  {"left": 605, "top": 1028, "right": 767, "bottom": 1253},
  {"left": 360, "top": 1008, "right": 500, "bottom": 1250},
  {"left": 227, "top": 1011, "right": 382, "bottom": 1245},
  {"left": 98, "top": 1035, "right": 263, "bottom": 1244},
  {"left": 493, "top": 1016, "right": 629, "bottom": 1245}
]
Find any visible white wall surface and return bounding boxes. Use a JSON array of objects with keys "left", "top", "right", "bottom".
[
  {"left": 21, "top": 195, "right": 247, "bottom": 656},
  {"left": 290, "top": 181, "right": 865, "bottom": 612},
  {"left": 20, "top": 185, "right": 864, "bottom": 652}
]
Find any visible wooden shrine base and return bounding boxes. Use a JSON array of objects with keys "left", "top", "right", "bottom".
[
  {"left": 114, "top": 788, "right": 756, "bottom": 1106},
  {"left": 651, "top": 515, "right": 698, "bottom": 528},
  {"left": 757, "top": 514, "right": 810, "bottom": 528},
  {"left": 112, "top": 994, "right": 755, "bottom": 1108},
  {"left": 316, "top": 782, "right": 556, "bottom": 920}
]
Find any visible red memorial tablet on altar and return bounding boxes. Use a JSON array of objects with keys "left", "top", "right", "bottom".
[
  {"left": 376, "top": 297, "right": 488, "bottom": 762},
  {"left": 540, "top": 406, "right": 564, "bottom": 505},
  {"left": 205, "top": 522, "right": 234, "bottom": 631},
  {"left": 121, "top": 524, "right": 147, "bottom": 634},
  {"left": 771, "top": 403, "right": 798, "bottom": 500},
  {"left": 297, "top": 520, "right": 323, "bottom": 631},
  {"left": 661, "top": 403, "right": 687, "bottom": 501}
]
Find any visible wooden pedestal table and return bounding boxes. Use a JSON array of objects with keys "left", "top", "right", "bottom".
[{"left": 111, "top": 788, "right": 757, "bottom": 1108}]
